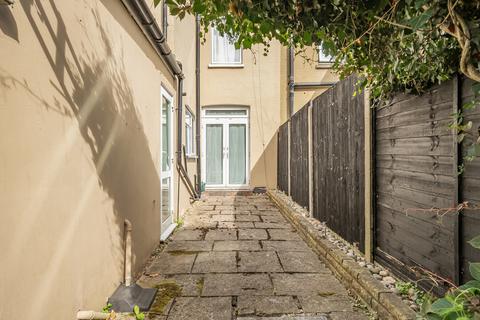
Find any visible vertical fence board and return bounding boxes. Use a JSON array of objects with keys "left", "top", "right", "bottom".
[
  {"left": 277, "top": 122, "right": 289, "bottom": 193},
  {"left": 290, "top": 105, "right": 310, "bottom": 209},
  {"left": 312, "top": 75, "right": 365, "bottom": 252}
]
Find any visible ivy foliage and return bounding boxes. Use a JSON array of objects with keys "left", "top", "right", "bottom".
[
  {"left": 420, "top": 235, "right": 480, "bottom": 319},
  {"left": 161, "top": 0, "right": 480, "bottom": 99},
  {"left": 161, "top": 0, "right": 480, "bottom": 159}
]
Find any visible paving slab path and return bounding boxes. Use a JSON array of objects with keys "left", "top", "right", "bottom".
[{"left": 138, "top": 194, "right": 369, "bottom": 320}]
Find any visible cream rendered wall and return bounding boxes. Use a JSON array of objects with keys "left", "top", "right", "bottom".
[
  {"left": 169, "top": 14, "right": 198, "bottom": 217},
  {"left": 293, "top": 46, "right": 338, "bottom": 113},
  {"left": 200, "top": 33, "right": 282, "bottom": 189},
  {"left": 0, "top": 1, "right": 176, "bottom": 319}
]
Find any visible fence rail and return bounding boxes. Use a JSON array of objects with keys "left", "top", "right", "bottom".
[{"left": 277, "top": 74, "right": 480, "bottom": 290}]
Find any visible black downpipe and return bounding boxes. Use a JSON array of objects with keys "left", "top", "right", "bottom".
[
  {"left": 177, "top": 75, "right": 183, "bottom": 165},
  {"left": 287, "top": 47, "right": 295, "bottom": 118},
  {"left": 195, "top": 14, "right": 202, "bottom": 196},
  {"left": 162, "top": 0, "right": 168, "bottom": 39},
  {"left": 121, "top": 0, "right": 199, "bottom": 200}
]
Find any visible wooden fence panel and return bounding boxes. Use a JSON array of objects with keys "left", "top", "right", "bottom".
[
  {"left": 277, "top": 122, "right": 289, "bottom": 193},
  {"left": 312, "top": 75, "right": 365, "bottom": 252},
  {"left": 290, "top": 105, "right": 310, "bottom": 209},
  {"left": 374, "top": 81, "right": 457, "bottom": 286},
  {"left": 460, "top": 78, "right": 480, "bottom": 281}
]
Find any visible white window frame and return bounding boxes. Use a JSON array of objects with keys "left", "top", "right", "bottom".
[
  {"left": 210, "top": 27, "right": 243, "bottom": 67},
  {"left": 317, "top": 43, "right": 333, "bottom": 65},
  {"left": 185, "top": 106, "right": 195, "bottom": 157}
]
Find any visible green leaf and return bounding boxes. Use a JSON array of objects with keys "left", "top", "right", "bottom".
[
  {"left": 406, "top": 8, "right": 433, "bottom": 30},
  {"left": 133, "top": 305, "right": 140, "bottom": 314},
  {"left": 470, "top": 263, "right": 480, "bottom": 281},
  {"left": 469, "top": 235, "right": 480, "bottom": 249},
  {"left": 458, "top": 280, "right": 480, "bottom": 290},
  {"left": 154, "top": 0, "right": 162, "bottom": 7},
  {"left": 430, "top": 298, "right": 455, "bottom": 316}
]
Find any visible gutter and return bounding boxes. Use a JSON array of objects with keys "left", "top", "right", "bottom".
[
  {"left": 121, "top": 0, "right": 199, "bottom": 200},
  {"left": 120, "top": 0, "right": 183, "bottom": 78}
]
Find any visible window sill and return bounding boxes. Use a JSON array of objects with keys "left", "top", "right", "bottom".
[
  {"left": 208, "top": 64, "right": 244, "bottom": 69},
  {"left": 186, "top": 154, "right": 198, "bottom": 160},
  {"left": 316, "top": 63, "right": 333, "bottom": 69}
]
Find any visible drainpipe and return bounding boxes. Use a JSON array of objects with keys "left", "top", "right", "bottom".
[
  {"left": 121, "top": 0, "right": 199, "bottom": 201},
  {"left": 195, "top": 14, "right": 202, "bottom": 196},
  {"left": 287, "top": 47, "right": 295, "bottom": 118},
  {"left": 120, "top": 0, "right": 182, "bottom": 77},
  {"left": 162, "top": 0, "right": 168, "bottom": 39},
  {"left": 124, "top": 219, "right": 132, "bottom": 287},
  {"left": 76, "top": 311, "right": 109, "bottom": 320},
  {"left": 177, "top": 66, "right": 184, "bottom": 166}
]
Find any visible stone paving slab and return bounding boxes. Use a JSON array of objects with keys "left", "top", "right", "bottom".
[
  {"left": 192, "top": 251, "right": 237, "bottom": 273},
  {"left": 202, "top": 273, "right": 272, "bottom": 296},
  {"left": 171, "top": 229, "right": 205, "bottom": 241},
  {"left": 268, "top": 229, "right": 303, "bottom": 240},
  {"left": 205, "top": 229, "right": 237, "bottom": 240},
  {"left": 261, "top": 215, "right": 288, "bottom": 223},
  {"left": 298, "top": 295, "right": 354, "bottom": 313},
  {"left": 237, "top": 296, "right": 300, "bottom": 315},
  {"left": 255, "top": 222, "right": 291, "bottom": 229},
  {"left": 261, "top": 240, "right": 310, "bottom": 252},
  {"left": 238, "top": 228, "right": 269, "bottom": 240},
  {"left": 238, "top": 251, "right": 283, "bottom": 272},
  {"left": 271, "top": 273, "right": 347, "bottom": 296},
  {"left": 218, "top": 221, "right": 255, "bottom": 229},
  {"left": 277, "top": 251, "right": 326, "bottom": 273},
  {"left": 168, "top": 297, "right": 232, "bottom": 320},
  {"left": 213, "top": 240, "right": 261, "bottom": 251},
  {"left": 146, "top": 253, "right": 196, "bottom": 275},
  {"left": 139, "top": 194, "right": 367, "bottom": 320},
  {"left": 235, "top": 214, "right": 261, "bottom": 222},
  {"left": 165, "top": 240, "right": 213, "bottom": 252}
]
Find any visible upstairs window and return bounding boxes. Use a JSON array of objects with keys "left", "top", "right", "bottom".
[
  {"left": 317, "top": 43, "right": 333, "bottom": 64},
  {"left": 211, "top": 27, "right": 242, "bottom": 65}
]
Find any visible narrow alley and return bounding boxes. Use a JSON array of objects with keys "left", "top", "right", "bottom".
[{"left": 137, "top": 194, "right": 369, "bottom": 320}]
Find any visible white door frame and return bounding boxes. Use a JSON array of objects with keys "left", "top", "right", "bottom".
[
  {"left": 201, "top": 106, "right": 250, "bottom": 189},
  {"left": 160, "top": 87, "right": 176, "bottom": 240}
]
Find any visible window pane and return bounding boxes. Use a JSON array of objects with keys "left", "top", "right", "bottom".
[
  {"left": 229, "top": 124, "right": 246, "bottom": 184},
  {"left": 212, "top": 27, "right": 241, "bottom": 64},
  {"left": 161, "top": 177, "right": 171, "bottom": 222},
  {"left": 318, "top": 44, "right": 333, "bottom": 63},
  {"left": 206, "top": 124, "right": 223, "bottom": 184},
  {"left": 205, "top": 109, "right": 247, "bottom": 116},
  {"left": 162, "top": 96, "right": 171, "bottom": 172}
]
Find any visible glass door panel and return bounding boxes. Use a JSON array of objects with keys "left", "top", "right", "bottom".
[
  {"left": 161, "top": 177, "right": 171, "bottom": 223},
  {"left": 206, "top": 124, "right": 224, "bottom": 185},
  {"left": 160, "top": 90, "right": 174, "bottom": 240},
  {"left": 228, "top": 124, "right": 246, "bottom": 184},
  {"left": 161, "top": 96, "right": 171, "bottom": 172}
]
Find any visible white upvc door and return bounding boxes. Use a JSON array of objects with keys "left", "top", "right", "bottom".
[
  {"left": 160, "top": 87, "right": 175, "bottom": 241},
  {"left": 201, "top": 108, "right": 249, "bottom": 189}
]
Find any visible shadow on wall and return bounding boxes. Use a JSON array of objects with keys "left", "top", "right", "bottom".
[
  {"left": 250, "top": 133, "right": 278, "bottom": 189},
  {"left": 0, "top": 0, "right": 161, "bottom": 305},
  {"left": 0, "top": 5, "right": 18, "bottom": 42}
]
